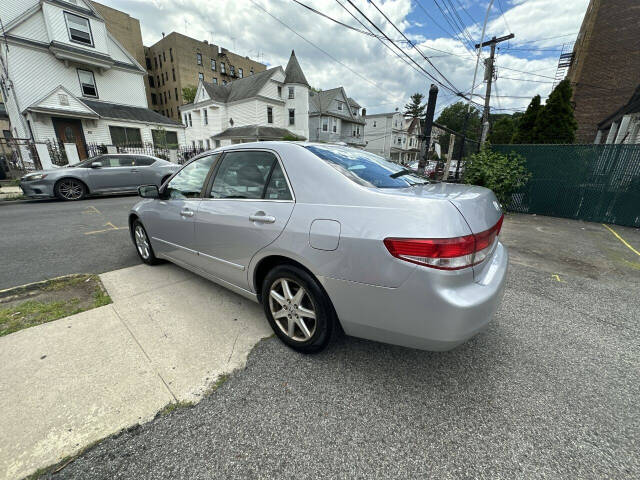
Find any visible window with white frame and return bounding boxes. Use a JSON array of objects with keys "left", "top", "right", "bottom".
[
  {"left": 221, "top": 62, "right": 226, "bottom": 74},
  {"left": 267, "top": 106, "right": 273, "bottom": 124},
  {"left": 288, "top": 87, "right": 294, "bottom": 99},
  {"left": 332, "top": 118, "right": 337, "bottom": 133},
  {"left": 373, "top": 120, "right": 376, "bottom": 127},
  {"left": 211, "top": 59, "right": 216, "bottom": 71},
  {"left": 278, "top": 86, "right": 282, "bottom": 98},
  {"left": 198, "top": 72, "right": 204, "bottom": 82},
  {"left": 322, "top": 117, "right": 328, "bottom": 132},
  {"left": 203, "top": 109, "right": 208, "bottom": 125},
  {"left": 230, "top": 65, "right": 235, "bottom": 76},
  {"left": 196, "top": 53, "right": 202, "bottom": 65},
  {"left": 337, "top": 102, "right": 343, "bottom": 111},
  {"left": 188, "top": 113, "right": 192, "bottom": 127},
  {"left": 65, "top": 12, "right": 93, "bottom": 46},
  {"left": 288, "top": 109, "right": 295, "bottom": 126},
  {"left": 77, "top": 69, "right": 97, "bottom": 97}
]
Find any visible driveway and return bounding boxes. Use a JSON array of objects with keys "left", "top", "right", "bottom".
[{"left": 47, "top": 214, "right": 640, "bottom": 479}]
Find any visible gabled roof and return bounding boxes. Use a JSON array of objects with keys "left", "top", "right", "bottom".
[
  {"left": 309, "top": 87, "right": 343, "bottom": 112},
  {"left": 201, "top": 67, "right": 282, "bottom": 104},
  {"left": 80, "top": 99, "right": 182, "bottom": 126},
  {"left": 284, "top": 50, "right": 309, "bottom": 87},
  {"left": 347, "top": 97, "right": 361, "bottom": 108},
  {"left": 598, "top": 84, "right": 640, "bottom": 129}
]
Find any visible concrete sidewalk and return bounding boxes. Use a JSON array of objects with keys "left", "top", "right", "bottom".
[
  {"left": 0, "top": 185, "right": 22, "bottom": 200},
  {"left": 0, "top": 264, "right": 271, "bottom": 480}
]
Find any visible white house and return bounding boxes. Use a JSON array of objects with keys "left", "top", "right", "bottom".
[
  {"left": 0, "top": 0, "right": 185, "bottom": 161},
  {"left": 180, "top": 51, "right": 309, "bottom": 148},
  {"left": 364, "top": 112, "right": 423, "bottom": 163}
]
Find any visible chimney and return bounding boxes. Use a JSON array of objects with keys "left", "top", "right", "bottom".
[
  {"left": 361, "top": 108, "right": 366, "bottom": 117},
  {"left": 204, "top": 40, "right": 208, "bottom": 44},
  {"left": 162, "top": 32, "right": 165, "bottom": 38}
]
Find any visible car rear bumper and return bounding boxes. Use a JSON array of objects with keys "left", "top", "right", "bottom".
[
  {"left": 20, "top": 181, "right": 55, "bottom": 198},
  {"left": 320, "top": 242, "right": 508, "bottom": 351}
]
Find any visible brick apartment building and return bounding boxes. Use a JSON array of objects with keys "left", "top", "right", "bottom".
[
  {"left": 144, "top": 32, "right": 267, "bottom": 122},
  {"left": 566, "top": 0, "right": 640, "bottom": 143}
]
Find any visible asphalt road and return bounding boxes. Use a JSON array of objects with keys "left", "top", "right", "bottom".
[
  {"left": 0, "top": 196, "right": 138, "bottom": 289},
  {"left": 53, "top": 259, "right": 639, "bottom": 479}
]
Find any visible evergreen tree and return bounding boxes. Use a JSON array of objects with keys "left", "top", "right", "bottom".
[
  {"left": 511, "top": 95, "right": 541, "bottom": 144},
  {"left": 436, "top": 101, "right": 481, "bottom": 155},
  {"left": 404, "top": 93, "right": 426, "bottom": 118},
  {"left": 488, "top": 116, "right": 515, "bottom": 144},
  {"left": 533, "top": 80, "right": 577, "bottom": 144}
]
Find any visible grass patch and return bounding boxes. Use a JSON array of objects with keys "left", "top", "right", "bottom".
[
  {"left": 157, "top": 400, "right": 195, "bottom": 417},
  {"left": 0, "top": 274, "right": 111, "bottom": 337}
]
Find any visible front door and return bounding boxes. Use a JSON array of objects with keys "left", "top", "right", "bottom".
[
  {"left": 193, "top": 150, "right": 295, "bottom": 289},
  {"left": 52, "top": 118, "right": 88, "bottom": 160},
  {"left": 144, "top": 154, "right": 217, "bottom": 266}
]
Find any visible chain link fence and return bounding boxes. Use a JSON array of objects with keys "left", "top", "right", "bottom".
[{"left": 493, "top": 144, "right": 640, "bottom": 227}]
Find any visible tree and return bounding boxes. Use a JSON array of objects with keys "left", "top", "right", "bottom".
[
  {"left": 435, "top": 101, "right": 481, "bottom": 155},
  {"left": 182, "top": 85, "right": 197, "bottom": 104},
  {"left": 511, "top": 95, "right": 542, "bottom": 144},
  {"left": 464, "top": 146, "right": 531, "bottom": 206},
  {"left": 533, "top": 79, "right": 577, "bottom": 144},
  {"left": 487, "top": 116, "right": 515, "bottom": 144},
  {"left": 404, "top": 93, "right": 426, "bottom": 118}
]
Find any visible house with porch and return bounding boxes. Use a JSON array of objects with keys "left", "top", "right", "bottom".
[
  {"left": 0, "top": 0, "right": 185, "bottom": 161},
  {"left": 363, "top": 112, "right": 423, "bottom": 163},
  {"left": 308, "top": 87, "right": 365, "bottom": 147},
  {"left": 180, "top": 51, "right": 309, "bottom": 148}
]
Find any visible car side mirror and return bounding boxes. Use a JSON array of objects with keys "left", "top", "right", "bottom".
[
  {"left": 138, "top": 185, "right": 160, "bottom": 199},
  {"left": 90, "top": 162, "right": 102, "bottom": 168}
]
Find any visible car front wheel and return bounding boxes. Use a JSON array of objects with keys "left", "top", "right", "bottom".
[
  {"left": 55, "top": 178, "right": 86, "bottom": 201},
  {"left": 262, "top": 265, "right": 337, "bottom": 353},
  {"left": 132, "top": 220, "right": 161, "bottom": 265}
]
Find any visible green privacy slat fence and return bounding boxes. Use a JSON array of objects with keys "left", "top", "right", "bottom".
[{"left": 491, "top": 144, "right": 640, "bottom": 227}]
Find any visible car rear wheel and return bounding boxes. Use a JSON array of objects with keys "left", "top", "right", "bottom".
[
  {"left": 262, "top": 265, "right": 337, "bottom": 353},
  {"left": 132, "top": 220, "right": 161, "bottom": 265},
  {"left": 55, "top": 178, "right": 86, "bottom": 201}
]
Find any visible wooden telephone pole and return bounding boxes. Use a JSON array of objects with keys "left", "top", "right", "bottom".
[{"left": 477, "top": 34, "right": 514, "bottom": 146}]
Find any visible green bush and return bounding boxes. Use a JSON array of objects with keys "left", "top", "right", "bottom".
[{"left": 464, "top": 146, "right": 531, "bottom": 206}]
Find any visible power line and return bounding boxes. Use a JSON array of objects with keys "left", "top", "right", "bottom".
[
  {"left": 496, "top": 0, "right": 511, "bottom": 33},
  {"left": 248, "top": 0, "right": 388, "bottom": 95},
  {"left": 290, "top": 0, "right": 406, "bottom": 43},
  {"left": 432, "top": 0, "right": 476, "bottom": 53},
  {"left": 367, "top": 0, "right": 462, "bottom": 93}
]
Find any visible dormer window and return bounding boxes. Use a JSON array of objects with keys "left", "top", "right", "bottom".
[
  {"left": 337, "top": 102, "right": 343, "bottom": 111},
  {"left": 65, "top": 12, "right": 93, "bottom": 46},
  {"left": 77, "top": 69, "right": 97, "bottom": 97}
]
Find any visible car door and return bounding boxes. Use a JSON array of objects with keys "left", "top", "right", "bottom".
[
  {"left": 193, "top": 149, "right": 295, "bottom": 289},
  {"left": 88, "top": 155, "right": 138, "bottom": 191},
  {"left": 143, "top": 154, "right": 217, "bottom": 266},
  {"left": 132, "top": 156, "right": 159, "bottom": 186}
]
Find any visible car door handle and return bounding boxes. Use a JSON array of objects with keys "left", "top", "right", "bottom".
[
  {"left": 180, "top": 208, "right": 194, "bottom": 217},
  {"left": 249, "top": 214, "right": 276, "bottom": 224},
  {"left": 130, "top": 169, "right": 139, "bottom": 173}
]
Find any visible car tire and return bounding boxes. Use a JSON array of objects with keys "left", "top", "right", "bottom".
[
  {"left": 262, "top": 264, "right": 337, "bottom": 353},
  {"left": 54, "top": 178, "right": 86, "bottom": 201},
  {"left": 132, "top": 220, "right": 161, "bottom": 265}
]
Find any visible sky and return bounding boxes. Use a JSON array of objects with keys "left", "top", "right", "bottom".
[{"left": 102, "top": 0, "right": 590, "bottom": 116}]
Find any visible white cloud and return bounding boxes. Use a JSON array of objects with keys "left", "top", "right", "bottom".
[{"left": 104, "top": 0, "right": 589, "bottom": 114}]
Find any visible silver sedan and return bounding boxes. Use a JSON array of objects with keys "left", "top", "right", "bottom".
[
  {"left": 130, "top": 142, "right": 508, "bottom": 353},
  {"left": 20, "top": 154, "right": 180, "bottom": 201}
]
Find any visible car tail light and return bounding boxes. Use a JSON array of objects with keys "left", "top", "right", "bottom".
[{"left": 384, "top": 214, "right": 504, "bottom": 270}]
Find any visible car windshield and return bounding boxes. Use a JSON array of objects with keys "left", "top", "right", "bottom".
[{"left": 304, "top": 145, "right": 428, "bottom": 188}]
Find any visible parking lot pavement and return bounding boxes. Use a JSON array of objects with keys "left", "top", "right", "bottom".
[
  {"left": 0, "top": 196, "right": 139, "bottom": 289},
  {"left": 51, "top": 216, "right": 640, "bottom": 480}
]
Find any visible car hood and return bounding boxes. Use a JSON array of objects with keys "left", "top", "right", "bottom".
[
  {"left": 22, "top": 166, "right": 82, "bottom": 177},
  {"left": 374, "top": 182, "right": 502, "bottom": 233}
]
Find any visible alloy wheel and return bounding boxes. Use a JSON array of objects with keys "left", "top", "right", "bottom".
[
  {"left": 134, "top": 225, "right": 151, "bottom": 260},
  {"left": 269, "top": 278, "right": 317, "bottom": 342},
  {"left": 58, "top": 179, "right": 84, "bottom": 200}
]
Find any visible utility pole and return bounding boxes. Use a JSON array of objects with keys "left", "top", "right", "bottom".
[
  {"left": 478, "top": 34, "right": 514, "bottom": 145},
  {"left": 418, "top": 84, "right": 438, "bottom": 175}
]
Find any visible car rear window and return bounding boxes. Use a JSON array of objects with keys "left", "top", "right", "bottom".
[{"left": 304, "top": 145, "right": 426, "bottom": 188}]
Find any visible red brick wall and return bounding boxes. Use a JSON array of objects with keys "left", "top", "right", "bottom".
[{"left": 566, "top": 0, "right": 640, "bottom": 143}]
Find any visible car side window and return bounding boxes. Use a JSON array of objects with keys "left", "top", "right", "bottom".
[
  {"left": 118, "top": 156, "right": 134, "bottom": 167},
  {"left": 165, "top": 155, "right": 216, "bottom": 200},
  {"left": 264, "top": 162, "right": 292, "bottom": 200},
  {"left": 134, "top": 156, "right": 155, "bottom": 166},
  {"left": 209, "top": 151, "right": 281, "bottom": 199},
  {"left": 98, "top": 156, "right": 127, "bottom": 167}
]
